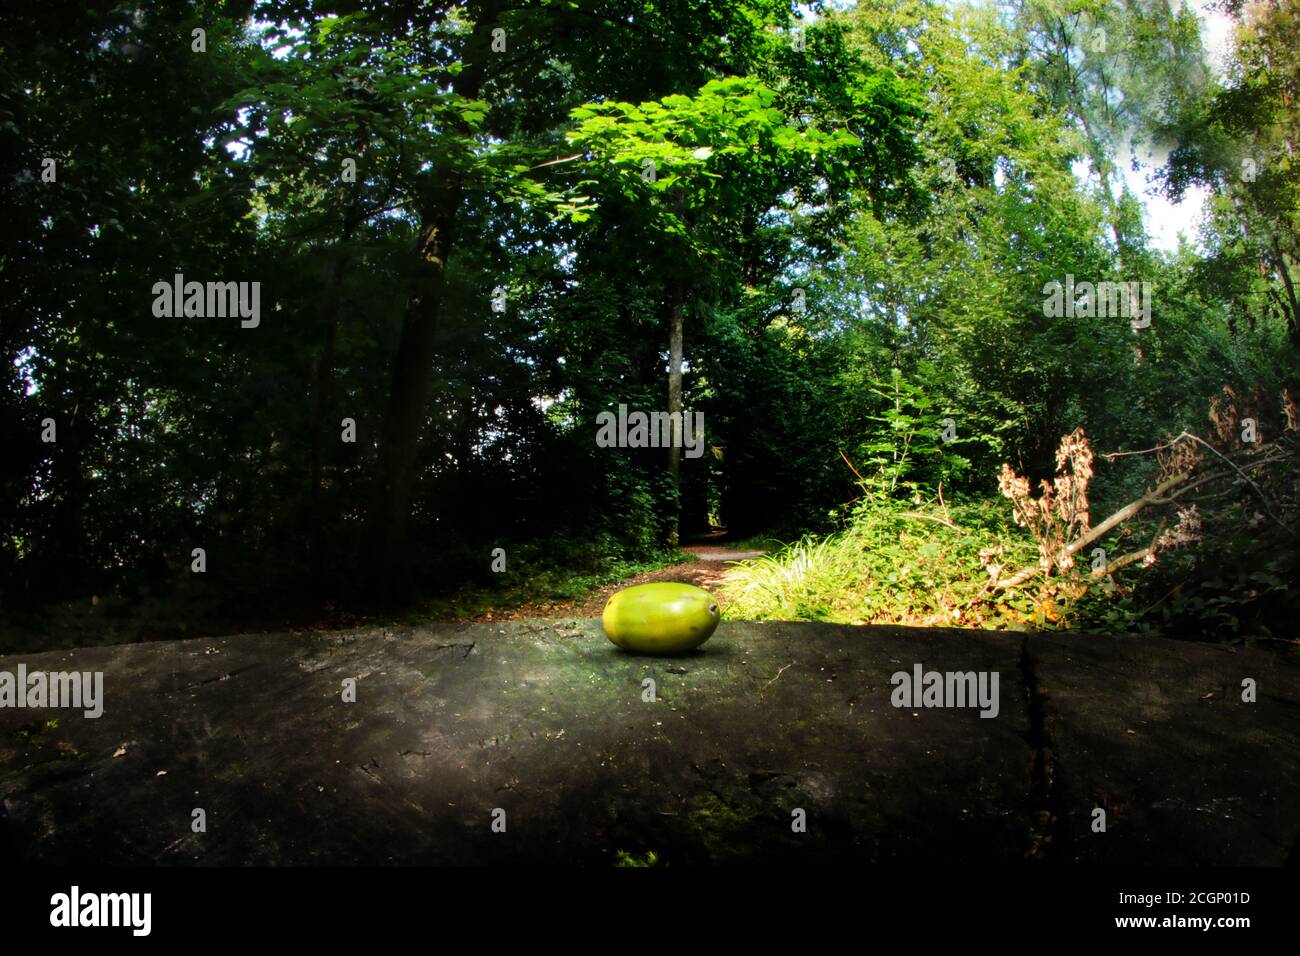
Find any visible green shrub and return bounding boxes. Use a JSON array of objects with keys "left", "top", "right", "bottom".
[{"left": 721, "top": 495, "right": 1044, "bottom": 628}]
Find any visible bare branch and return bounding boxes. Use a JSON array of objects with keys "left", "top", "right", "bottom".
[
  {"left": 1092, "top": 546, "right": 1154, "bottom": 577},
  {"left": 994, "top": 470, "right": 1190, "bottom": 589},
  {"left": 898, "top": 511, "right": 961, "bottom": 531},
  {"left": 1176, "top": 432, "right": 1298, "bottom": 538},
  {"left": 838, "top": 449, "right": 865, "bottom": 483}
]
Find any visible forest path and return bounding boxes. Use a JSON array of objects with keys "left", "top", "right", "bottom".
[{"left": 473, "top": 534, "right": 767, "bottom": 623}]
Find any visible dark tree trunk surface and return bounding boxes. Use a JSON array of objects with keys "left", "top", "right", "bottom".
[{"left": 1, "top": 622, "right": 1296, "bottom": 866}]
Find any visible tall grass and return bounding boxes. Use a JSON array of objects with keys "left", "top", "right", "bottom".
[
  {"left": 720, "top": 497, "right": 1044, "bottom": 628},
  {"left": 720, "top": 536, "right": 860, "bottom": 621}
]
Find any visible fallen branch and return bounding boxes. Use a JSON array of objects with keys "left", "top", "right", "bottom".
[
  {"left": 995, "top": 470, "right": 1190, "bottom": 589},
  {"left": 1104, "top": 431, "right": 1297, "bottom": 538},
  {"left": 1176, "top": 432, "right": 1298, "bottom": 538},
  {"left": 997, "top": 437, "right": 1295, "bottom": 590},
  {"left": 1093, "top": 546, "right": 1154, "bottom": 577}
]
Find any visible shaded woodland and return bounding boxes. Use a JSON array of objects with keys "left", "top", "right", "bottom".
[{"left": 1, "top": 0, "right": 1296, "bottom": 647}]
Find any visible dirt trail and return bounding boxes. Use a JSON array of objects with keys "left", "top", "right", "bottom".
[{"left": 473, "top": 539, "right": 767, "bottom": 622}]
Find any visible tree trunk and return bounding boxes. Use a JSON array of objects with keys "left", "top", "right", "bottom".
[
  {"left": 370, "top": 1, "right": 503, "bottom": 602},
  {"left": 306, "top": 199, "right": 361, "bottom": 586},
  {"left": 665, "top": 187, "right": 690, "bottom": 545},
  {"left": 1270, "top": 239, "right": 1300, "bottom": 350},
  {"left": 667, "top": 282, "right": 685, "bottom": 544},
  {"left": 372, "top": 199, "right": 459, "bottom": 600},
  {"left": 306, "top": 269, "right": 342, "bottom": 582}
]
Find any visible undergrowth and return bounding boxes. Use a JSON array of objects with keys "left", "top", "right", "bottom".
[
  {"left": 407, "top": 541, "right": 691, "bottom": 622},
  {"left": 720, "top": 496, "right": 1052, "bottom": 628}
]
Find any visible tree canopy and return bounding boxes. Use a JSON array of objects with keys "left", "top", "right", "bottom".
[{"left": 2, "top": 0, "right": 1295, "bottom": 645}]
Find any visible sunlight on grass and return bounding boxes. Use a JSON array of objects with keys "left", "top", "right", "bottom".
[
  {"left": 721, "top": 536, "right": 858, "bottom": 621},
  {"left": 720, "top": 498, "right": 1047, "bottom": 629}
]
